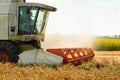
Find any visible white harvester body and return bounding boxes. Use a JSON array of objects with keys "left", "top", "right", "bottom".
[{"left": 18, "top": 49, "right": 63, "bottom": 66}]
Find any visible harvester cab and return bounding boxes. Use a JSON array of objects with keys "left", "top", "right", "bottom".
[
  {"left": 0, "top": 0, "right": 56, "bottom": 47},
  {"left": 0, "top": 0, "right": 94, "bottom": 66},
  {"left": 0, "top": 0, "right": 56, "bottom": 63}
]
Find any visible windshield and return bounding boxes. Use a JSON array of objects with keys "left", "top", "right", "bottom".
[
  {"left": 18, "top": 6, "right": 49, "bottom": 35},
  {"left": 36, "top": 10, "right": 49, "bottom": 34}
]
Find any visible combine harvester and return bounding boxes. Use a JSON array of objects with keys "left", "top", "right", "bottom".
[{"left": 0, "top": 0, "right": 94, "bottom": 66}]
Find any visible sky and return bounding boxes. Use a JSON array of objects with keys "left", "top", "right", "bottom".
[{"left": 27, "top": 0, "right": 120, "bottom": 36}]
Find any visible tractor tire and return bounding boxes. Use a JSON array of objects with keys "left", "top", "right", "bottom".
[{"left": 0, "top": 41, "right": 20, "bottom": 63}]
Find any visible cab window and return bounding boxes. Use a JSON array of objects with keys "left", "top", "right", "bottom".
[{"left": 18, "top": 6, "right": 38, "bottom": 35}]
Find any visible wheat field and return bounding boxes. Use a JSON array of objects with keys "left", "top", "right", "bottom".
[{"left": 0, "top": 51, "right": 120, "bottom": 80}]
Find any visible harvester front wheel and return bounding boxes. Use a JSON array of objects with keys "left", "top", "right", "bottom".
[{"left": 0, "top": 41, "right": 19, "bottom": 63}]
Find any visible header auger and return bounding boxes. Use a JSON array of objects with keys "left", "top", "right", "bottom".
[{"left": 0, "top": 0, "right": 94, "bottom": 66}]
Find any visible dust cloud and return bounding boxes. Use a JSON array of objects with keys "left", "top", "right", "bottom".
[{"left": 41, "top": 35, "right": 95, "bottom": 50}]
